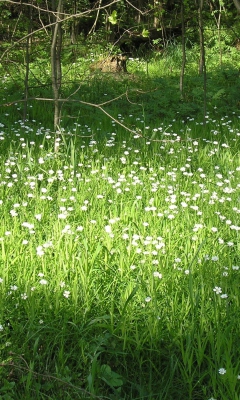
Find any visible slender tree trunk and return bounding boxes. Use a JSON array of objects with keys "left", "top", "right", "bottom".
[
  {"left": 153, "top": 0, "right": 159, "bottom": 28},
  {"left": 197, "top": 0, "right": 207, "bottom": 122},
  {"left": 180, "top": 0, "right": 186, "bottom": 97},
  {"left": 23, "top": 2, "right": 33, "bottom": 121},
  {"left": 215, "top": 1, "right": 223, "bottom": 66},
  {"left": 198, "top": 0, "right": 204, "bottom": 74},
  {"left": 137, "top": 0, "right": 143, "bottom": 24},
  {"left": 71, "top": 0, "right": 77, "bottom": 44},
  {"left": 51, "top": 0, "right": 63, "bottom": 136},
  {"left": 209, "top": 0, "right": 223, "bottom": 65},
  {"left": 88, "top": 0, "right": 102, "bottom": 36},
  {"left": 233, "top": 0, "right": 240, "bottom": 12}
]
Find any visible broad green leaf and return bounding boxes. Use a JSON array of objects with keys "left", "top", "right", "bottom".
[
  {"left": 108, "top": 10, "right": 118, "bottom": 25},
  {"left": 142, "top": 28, "right": 149, "bottom": 38},
  {"left": 100, "top": 364, "right": 123, "bottom": 387}
]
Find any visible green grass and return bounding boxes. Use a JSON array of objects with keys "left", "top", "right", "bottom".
[
  {"left": 1, "top": 41, "right": 240, "bottom": 399},
  {"left": 0, "top": 113, "right": 240, "bottom": 399},
  {"left": 1, "top": 40, "right": 240, "bottom": 128}
]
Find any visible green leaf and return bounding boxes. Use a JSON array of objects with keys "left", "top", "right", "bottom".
[
  {"left": 100, "top": 364, "right": 123, "bottom": 387},
  {"left": 142, "top": 28, "right": 149, "bottom": 38},
  {"left": 121, "top": 285, "right": 139, "bottom": 317},
  {"left": 212, "top": 89, "right": 226, "bottom": 100},
  {"left": 108, "top": 10, "right": 118, "bottom": 25}
]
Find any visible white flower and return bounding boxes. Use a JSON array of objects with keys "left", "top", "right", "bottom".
[
  {"left": 153, "top": 271, "right": 162, "bottom": 279},
  {"left": 213, "top": 286, "right": 222, "bottom": 294},
  {"left": 175, "top": 258, "right": 181, "bottom": 263},
  {"left": 36, "top": 246, "right": 44, "bottom": 256},
  {"left": 218, "top": 368, "right": 226, "bottom": 375},
  {"left": 21, "top": 293, "right": 28, "bottom": 300},
  {"left": 211, "top": 227, "right": 218, "bottom": 232},
  {"left": 156, "top": 242, "right": 165, "bottom": 249},
  {"left": 145, "top": 296, "right": 152, "bottom": 302},
  {"left": 0, "top": 324, "right": 4, "bottom": 331},
  {"left": 130, "top": 265, "right": 137, "bottom": 270},
  {"left": 39, "top": 279, "right": 48, "bottom": 285},
  {"left": 58, "top": 213, "right": 68, "bottom": 219},
  {"left": 190, "top": 205, "right": 199, "bottom": 211},
  {"left": 10, "top": 209, "right": 18, "bottom": 217},
  {"left": 220, "top": 294, "right": 228, "bottom": 299},
  {"left": 22, "top": 222, "right": 34, "bottom": 230},
  {"left": 105, "top": 225, "right": 112, "bottom": 233},
  {"left": 43, "top": 241, "right": 53, "bottom": 249},
  {"left": 63, "top": 290, "right": 70, "bottom": 298},
  {"left": 38, "top": 157, "right": 44, "bottom": 164}
]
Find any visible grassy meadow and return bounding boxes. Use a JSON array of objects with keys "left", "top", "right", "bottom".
[{"left": 0, "top": 44, "right": 240, "bottom": 399}]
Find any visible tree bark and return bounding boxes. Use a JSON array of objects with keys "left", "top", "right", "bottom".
[
  {"left": 196, "top": 0, "right": 207, "bottom": 122},
  {"left": 51, "top": 0, "right": 63, "bottom": 133},
  {"left": 180, "top": 0, "right": 186, "bottom": 97},
  {"left": 23, "top": 1, "right": 33, "bottom": 121},
  {"left": 233, "top": 0, "right": 240, "bottom": 11}
]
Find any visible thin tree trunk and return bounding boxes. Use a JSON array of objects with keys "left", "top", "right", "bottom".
[
  {"left": 209, "top": 0, "right": 223, "bottom": 65},
  {"left": 198, "top": 1, "right": 204, "bottom": 74},
  {"left": 51, "top": 0, "right": 63, "bottom": 147},
  {"left": 180, "top": 0, "right": 186, "bottom": 97},
  {"left": 197, "top": 0, "right": 207, "bottom": 122},
  {"left": 88, "top": 0, "right": 102, "bottom": 36},
  {"left": 216, "top": 2, "right": 222, "bottom": 66},
  {"left": 233, "top": 0, "right": 240, "bottom": 12},
  {"left": 153, "top": 0, "right": 159, "bottom": 28},
  {"left": 23, "top": 3, "right": 32, "bottom": 121},
  {"left": 71, "top": 0, "right": 77, "bottom": 44}
]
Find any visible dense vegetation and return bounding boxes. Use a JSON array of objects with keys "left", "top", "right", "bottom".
[{"left": 1, "top": 1, "right": 240, "bottom": 399}]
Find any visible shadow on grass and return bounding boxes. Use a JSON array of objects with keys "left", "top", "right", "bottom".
[{"left": 1, "top": 62, "right": 240, "bottom": 132}]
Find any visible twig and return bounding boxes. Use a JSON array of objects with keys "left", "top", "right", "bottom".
[{"left": 0, "top": 353, "right": 109, "bottom": 400}]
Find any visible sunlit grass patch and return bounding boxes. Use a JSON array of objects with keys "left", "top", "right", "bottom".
[{"left": 0, "top": 115, "right": 240, "bottom": 399}]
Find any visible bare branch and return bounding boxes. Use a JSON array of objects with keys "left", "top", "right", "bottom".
[
  {"left": 0, "top": 354, "right": 107, "bottom": 400},
  {"left": 2, "top": 0, "right": 121, "bottom": 17},
  {"left": 0, "top": 0, "right": 121, "bottom": 61},
  {"left": 0, "top": 87, "right": 184, "bottom": 143}
]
